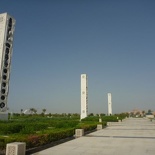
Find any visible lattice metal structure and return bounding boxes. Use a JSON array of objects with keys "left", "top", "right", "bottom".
[{"left": 0, "top": 13, "right": 15, "bottom": 112}]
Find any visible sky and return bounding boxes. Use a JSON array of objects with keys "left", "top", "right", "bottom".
[{"left": 0, "top": 0, "right": 155, "bottom": 114}]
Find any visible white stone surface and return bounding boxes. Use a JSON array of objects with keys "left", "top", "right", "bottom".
[
  {"left": 32, "top": 118, "right": 155, "bottom": 155},
  {"left": 6, "top": 142, "right": 26, "bottom": 155},
  {"left": 0, "top": 13, "right": 16, "bottom": 112},
  {"left": 146, "top": 115, "right": 154, "bottom": 119},
  {"left": 97, "top": 124, "right": 103, "bottom": 130},
  {"left": 75, "top": 129, "right": 84, "bottom": 137},
  {"left": 108, "top": 93, "right": 112, "bottom": 115},
  {"left": 107, "top": 122, "right": 111, "bottom": 126},
  {"left": 80, "top": 74, "right": 88, "bottom": 120}
]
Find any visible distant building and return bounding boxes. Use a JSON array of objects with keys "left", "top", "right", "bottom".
[
  {"left": 80, "top": 74, "right": 88, "bottom": 120},
  {"left": 129, "top": 109, "right": 143, "bottom": 117},
  {"left": 146, "top": 110, "right": 154, "bottom": 119},
  {"left": 152, "top": 111, "right": 155, "bottom": 116},
  {"left": 129, "top": 109, "right": 155, "bottom": 118}
]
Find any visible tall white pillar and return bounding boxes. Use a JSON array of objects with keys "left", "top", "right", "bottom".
[
  {"left": 108, "top": 93, "right": 112, "bottom": 115},
  {"left": 0, "top": 13, "right": 16, "bottom": 120},
  {"left": 80, "top": 74, "right": 88, "bottom": 120}
]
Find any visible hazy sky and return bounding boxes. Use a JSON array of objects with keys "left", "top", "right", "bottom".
[{"left": 1, "top": 0, "right": 155, "bottom": 114}]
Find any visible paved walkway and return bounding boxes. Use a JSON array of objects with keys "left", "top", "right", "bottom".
[{"left": 32, "top": 118, "right": 155, "bottom": 155}]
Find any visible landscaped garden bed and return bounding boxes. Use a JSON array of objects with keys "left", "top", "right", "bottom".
[{"left": 0, "top": 114, "right": 127, "bottom": 154}]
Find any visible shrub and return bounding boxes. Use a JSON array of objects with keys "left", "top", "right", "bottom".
[
  {"left": 54, "top": 120, "right": 79, "bottom": 128},
  {"left": 81, "top": 116, "right": 99, "bottom": 122},
  {"left": 101, "top": 116, "right": 118, "bottom": 122},
  {"left": 0, "top": 137, "right": 5, "bottom": 149},
  {"left": 0, "top": 123, "right": 24, "bottom": 134},
  {"left": 0, "top": 135, "right": 27, "bottom": 150},
  {"left": 26, "top": 128, "right": 75, "bottom": 148},
  {"left": 76, "top": 123, "right": 97, "bottom": 132}
]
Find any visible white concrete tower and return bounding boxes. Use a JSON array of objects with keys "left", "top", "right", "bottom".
[
  {"left": 108, "top": 93, "right": 112, "bottom": 115},
  {"left": 0, "top": 13, "right": 16, "bottom": 114},
  {"left": 80, "top": 74, "right": 88, "bottom": 120}
]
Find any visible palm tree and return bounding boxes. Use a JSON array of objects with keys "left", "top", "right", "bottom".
[
  {"left": 34, "top": 109, "right": 37, "bottom": 114},
  {"left": 42, "top": 109, "right": 46, "bottom": 114},
  {"left": 20, "top": 109, "right": 23, "bottom": 116},
  {"left": 142, "top": 110, "right": 145, "bottom": 116},
  {"left": 148, "top": 109, "right": 152, "bottom": 115},
  {"left": 29, "top": 108, "right": 36, "bottom": 114},
  {"left": 29, "top": 108, "right": 33, "bottom": 114}
]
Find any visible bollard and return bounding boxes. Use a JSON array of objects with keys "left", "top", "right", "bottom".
[
  {"left": 75, "top": 129, "right": 84, "bottom": 138},
  {"left": 99, "top": 118, "right": 102, "bottom": 123},
  {"left": 107, "top": 122, "right": 111, "bottom": 126},
  {"left": 6, "top": 142, "right": 26, "bottom": 155},
  {"left": 97, "top": 124, "right": 103, "bottom": 130}
]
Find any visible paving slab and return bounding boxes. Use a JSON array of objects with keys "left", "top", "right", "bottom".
[{"left": 32, "top": 118, "right": 155, "bottom": 155}]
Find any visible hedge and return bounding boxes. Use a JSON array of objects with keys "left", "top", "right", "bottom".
[
  {"left": 26, "top": 128, "right": 75, "bottom": 148},
  {"left": 0, "top": 128, "right": 74, "bottom": 149}
]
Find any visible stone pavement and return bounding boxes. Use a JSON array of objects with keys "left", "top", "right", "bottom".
[{"left": 32, "top": 118, "right": 155, "bottom": 155}]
